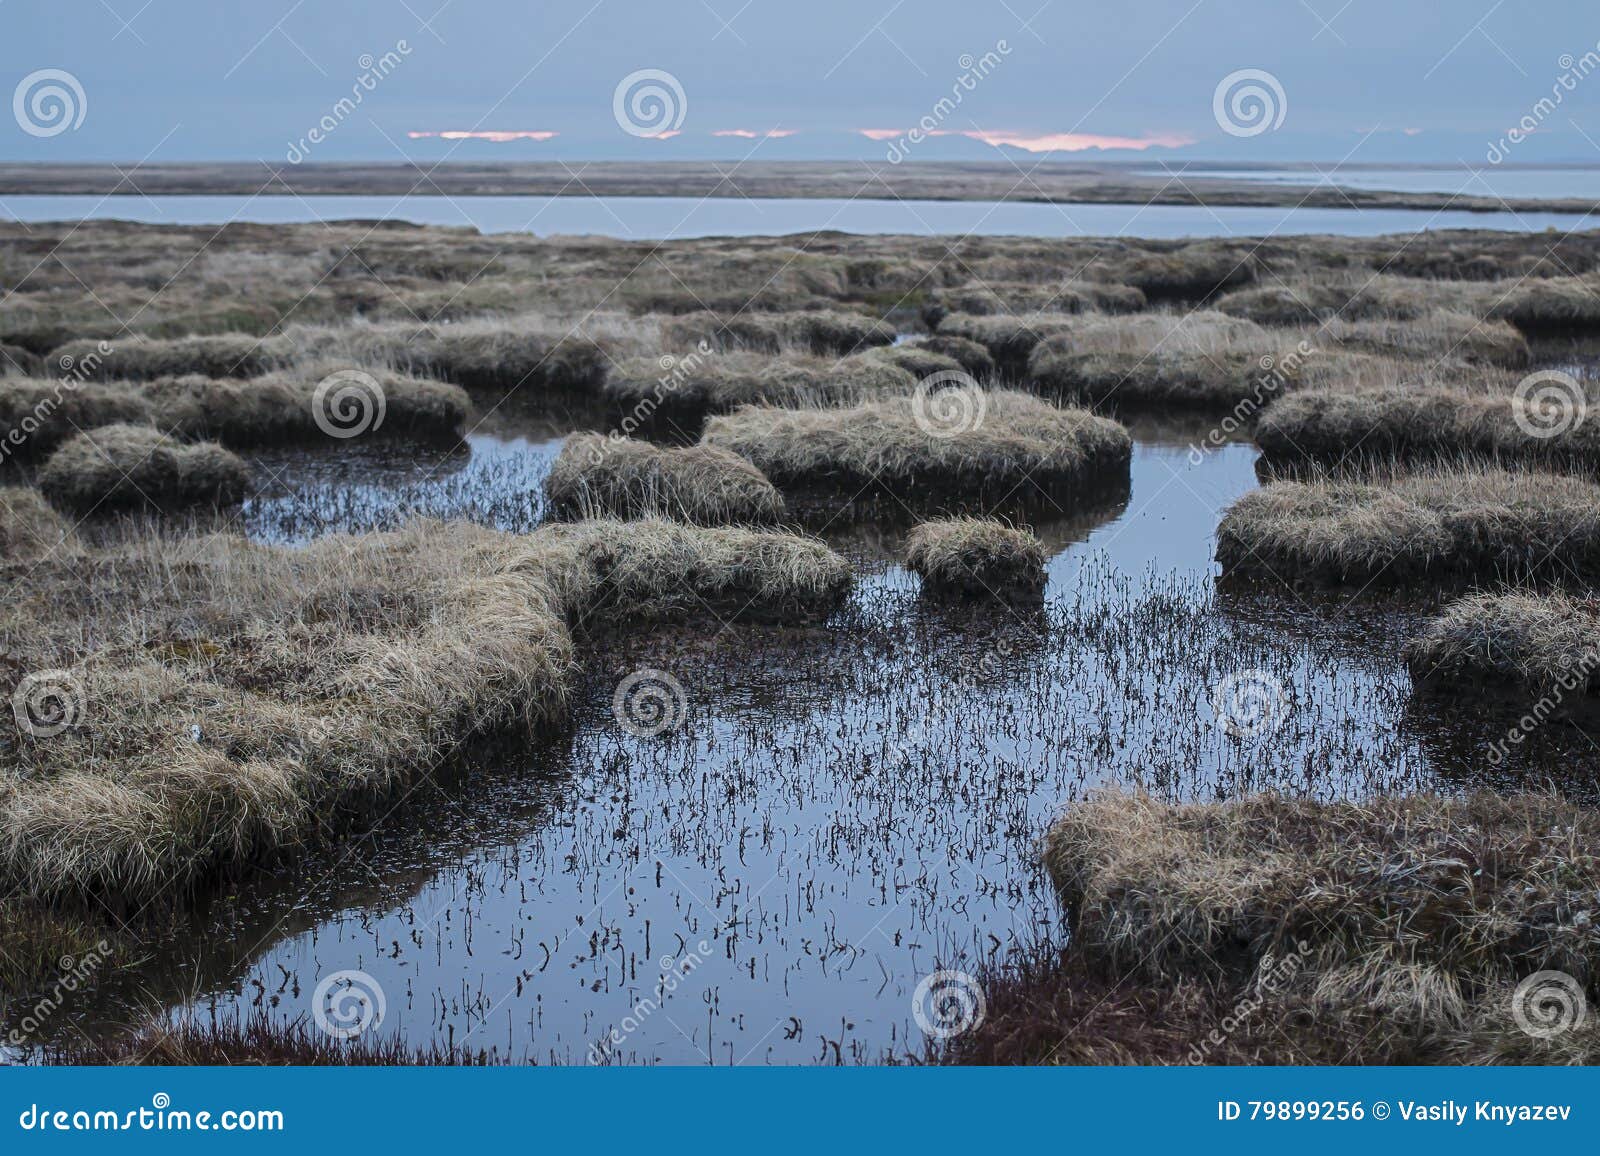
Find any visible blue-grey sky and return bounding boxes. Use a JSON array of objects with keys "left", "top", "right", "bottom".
[{"left": 3, "top": 0, "right": 1598, "bottom": 165}]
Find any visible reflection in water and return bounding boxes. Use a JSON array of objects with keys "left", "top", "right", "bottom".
[{"left": 17, "top": 408, "right": 1600, "bottom": 1063}]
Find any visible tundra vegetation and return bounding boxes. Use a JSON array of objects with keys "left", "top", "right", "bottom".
[
  {"left": 545, "top": 433, "right": 785, "bottom": 525},
  {"left": 942, "top": 791, "right": 1600, "bottom": 1064},
  {"left": 7, "top": 218, "right": 1600, "bottom": 1064},
  {"left": 903, "top": 516, "right": 1047, "bottom": 600},
  {"left": 701, "top": 390, "right": 1132, "bottom": 500}
]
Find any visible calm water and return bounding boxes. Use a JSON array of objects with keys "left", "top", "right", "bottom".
[
  {"left": 1140, "top": 166, "right": 1600, "bottom": 201},
  {"left": 13, "top": 405, "right": 1600, "bottom": 1064},
  {"left": 0, "top": 194, "right": 1590, "bottom": 239}
]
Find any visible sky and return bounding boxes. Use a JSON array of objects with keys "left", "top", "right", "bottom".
[{"left": 3, "top": 0, "right": 1599, "bottom": 167}]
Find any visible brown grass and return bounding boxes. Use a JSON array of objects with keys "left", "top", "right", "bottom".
[
  {"left": 0, "top": 367, "right": 469, "bottom": 453},
  {"left": 660, "top": 309, "right": 896, "bottom": 356},
  {"left": 701, "top": 389, "right": 1131, "bottom": 498},
  {"left": 37, "top": 424, "right": 252, "bottom": 512},
  {"left": 0, "top": 510, "right": 850, "bottom": 908},
  {"left": 903, "top": 516, "right": 1046, "bottom": 600},
  {"left": 1405, "top": 590, "right": 1600, "bottom": 693},
  {"left": 1217, "top": 467, "right": 1600, "bottom": 584},
  {"left": 53, "top": 334, "right": 293, "bottom": 380},
  {"left": 546, "top": 433, "right": 785, "bottom": 525},
  {"left": 948, "top": 790, "right": 1600, "bottom": 1065},
  {"left": 602, "top": 350, "right": 914, "bottom": 418},
  {"left": 1255, "top": 385, "right": 1600, "bottom": 467}
]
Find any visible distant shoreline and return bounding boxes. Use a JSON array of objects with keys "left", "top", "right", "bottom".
[{"left": 3, "top": 160, "right": 1598, "bottom": 216}]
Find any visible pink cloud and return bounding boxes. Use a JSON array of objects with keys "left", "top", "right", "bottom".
[
  {"left": 962, "top": 130, "right": 1196, "bottom": 152},
  {"left": 712, "top": 128, "right": 798, "bottom": 139},
  {"left": 408, "top": 130, "right": 558, "bottom": 142},
  {"left": 859, "top": 127, "right": 1193, "bottom": 152}
]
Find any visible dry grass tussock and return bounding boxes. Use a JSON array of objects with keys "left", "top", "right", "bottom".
[
  {"left": 0, "top": 366, "right": 469, "bottom": 455},
  {"left": 0, "top": 485, "right": 81, "bottom": 563},
  {"left": 53, "top": 334, "right": 294, "bottom": 380},
  {"left": 1406, "top": 590, "right": 1600, "bottom": 693},
  {"left": 546, "top": 433, "right": 784, "bottom": 525},
  {"left": 952, "top": 790, "right": 1600, "bottom": 1064},
  {"left": 1256, "top": 385, "right": 1600, "bottom": 467},
  {"left": 602, "top": 350, "right": 914, "bottom": 417},
  {"left": 903, "top": 516, "right": 1046, "bottom": 600},
  {"left": 660, "top": 309, "right": 896, "bottom": 357},
  {"left": 931, "top": 313, "right": 1077, "bottom": 378},
  {"left": 1025, "top": 310, "right": 1315, "bottom": 409},
  {"left": 701, "top": 389, "right": 1131, "bottom": 497},
  {"left": 921, "top": 279, "right": 1146, "bottom": 327},
  {"left": 38, "top": 424, "right": 252, "bottom": 512},
  {"left": 1322, "top": 311, "right": 1529, "bottom": 368},
  {"left": 301, "top": 315, "right": 635, "bottom": 393},
  {"left": 0, "top": 501, "right": 851, "bottom": 909},
  {"left": 1217, "top": 467, "right": 1600, "bottom": 584}
]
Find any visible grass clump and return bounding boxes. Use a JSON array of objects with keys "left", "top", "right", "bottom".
[
  {"left": 546, "top": 433, "right": 784, "bottom": 525},
  {"left": 37, "top": 425, "right": 252, "bottom": 513},
  {"left": 904, "top": 517, "right": 1046, "bottom": 600},
  {"left": 1026, "top": 311, "right": 1311, "bottom": 409},
  {"left": 0, "top": 486, "right": 81, "bottom": 562},
  {"left": 1490, "top": 278, "right": 1600, "bottom": 334},
  {"left": 1405, "top": 590, "right": 1600, "bottom": 693},
  {"left": 944, "top": 790, "right": 1600, "bottom": 1064},
  {"left": 661, "top": 309, "right": 896, "bottom": 356},
  {"left": 52, "top": 334, "right": 292, "bottom": 380},
  {"left": 0, "top": 368, "right": 469, "bottom": 453},
  {"left": 1217, "top": 467, "right": 1600, "bottom": 584},
  {"left": 914, "top": 335, "right": 996, "bottom": 381},
  {"left": 603, "top": 351, "right": 914, "bottom": 419},
  {"left": 0, "top": 514, "right": 849, "bottom": 907},
  {"left": 1255, "top": 385, "right": 1600, "bottom": 468},
  {"left": 931, "top": 313, "right": 1076, "bottom": 378},
  {"left": 701, "top": 389, "right": 1131, "bottom": 499},
  {"left": 1324, "top": 311, "right": 1529, "bottom": 368}
]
